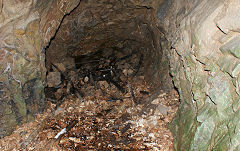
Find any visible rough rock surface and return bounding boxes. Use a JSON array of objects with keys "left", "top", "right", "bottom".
[
  {"left": 0, "top": 0, "right": 80, "bottom": 137},
  {"left": 0, "top": 0, "right": 240, "bottom": 150},
  {"left": 162, "top": 0, "right": 240, "bottom": 150},
  {"left": 0, "top": 0, "right": 172, "bottom": 138}
]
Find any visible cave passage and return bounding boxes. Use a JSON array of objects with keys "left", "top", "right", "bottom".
[
  {"left": 0, "top": 0, "right": 179, "bottom": 150},
  {"left": 45, "top": 37, "right": 147, "bottom": 104},
  {"left": 40, "top": 0, "right": 178, "bottom": 150},
  {"left": 1, "top": 0, "right": 240, "bottom": 150},
  {"left": 44, "top": 0, "right": 173, "bottom": 105}
]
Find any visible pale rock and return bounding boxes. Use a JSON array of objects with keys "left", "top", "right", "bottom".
[
  {"left": 127, "top": 69, "right": 134, "bottom": 75},
  {"left": 84, "top": 76, "right": 89, "bottom": 83},
  {"left": 123, "top": 69, "right": 128, "bottom": 76},
  {"left": 151, "top": 98, "right": 160, "bottom": 104},
  {"left": 156, "top": 105, "right": 169, "bottom": 116}
]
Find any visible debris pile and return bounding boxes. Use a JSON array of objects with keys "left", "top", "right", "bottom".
[
  {"left": 45, "top": 47, "right": 144, "bottom": 103},
  {"left": 0, "top": 48, "right": 179, "bottom": 150}
]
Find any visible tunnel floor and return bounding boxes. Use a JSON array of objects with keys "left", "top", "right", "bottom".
[{"left": 0, "top": 61, "right": 179, "bottom": 150}]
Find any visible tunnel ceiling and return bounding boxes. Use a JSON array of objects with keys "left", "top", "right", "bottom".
[
  {"left": 46, "top": 0, "right": 152, "bottom": 66},
  {"left": 47, "top": 0, "right": 152, "bottom": 56}
]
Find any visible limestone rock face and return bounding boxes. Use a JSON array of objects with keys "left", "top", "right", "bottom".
[
  {"left": 163, "top": 0, "right": 240, "bottom": 150},
  {"left": 0, "top": 0, "right": 80, "bottom": 137}
]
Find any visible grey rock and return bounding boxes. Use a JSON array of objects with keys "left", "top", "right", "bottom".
[
  {"left": 156, "top": 105, "right": 169, "bottom": 116},
  {"left": 220, "top": 37, "right": 240, "bottom": 59}
]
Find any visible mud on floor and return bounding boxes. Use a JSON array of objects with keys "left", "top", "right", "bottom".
[{"left": 0, "top": 73, "right": 179, "bottom": 151}]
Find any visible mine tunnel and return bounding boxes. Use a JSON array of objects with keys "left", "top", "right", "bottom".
[
  {"left": 42, "top": 1, "right": 176, "bottom": 149},
  {"left": 1, "top": 0, "right": 240, "bottom": 150},
  {"left": 44, "top": 0, "right": 173, "bottom": 104}
]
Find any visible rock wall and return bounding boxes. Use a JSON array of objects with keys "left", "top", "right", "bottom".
[
  {"left": 0, "top": 0, "right": 80, "bottom": 137},
  {"left": 161, "top": 0, "right": 240, "bottom": 150},
  {"left": 1, "top": 0, "right": 240, "bottom": 150}
]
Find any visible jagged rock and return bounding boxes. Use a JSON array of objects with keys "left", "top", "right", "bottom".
[
  {"left": 220, "top": 37, "right": 240, "bottom": 59},
  {"left": 168, "top": 1, "right": 240, "bottom": 150},
  {"left": 122, "top": 69, "right": 128, "bottom": 76},
  {"left": 127, "top": 69, "right": 134, "bottom": 75},
  {"left": 217, "top": 55, "right": 240, "bottom": 77}
]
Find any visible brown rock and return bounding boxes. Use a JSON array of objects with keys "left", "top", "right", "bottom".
[
  {"left": 98, "top": 81, "right": 109, "bottom": 89},
  {"left": 53, "top": 63, "right": 66, "bottom": 73},
  {"left": 127, "top": 69, "right": 134, "bottom": 75},
  {"left": 47, "top": 72, "right": 61, "bottom": 87},
  {"left": 123, "top": 69, "right": 128, "bottom": 76}
]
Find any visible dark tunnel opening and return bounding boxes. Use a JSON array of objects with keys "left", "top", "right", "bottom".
[
  {"left": 44, "top": 0, "right": 173, "bottom": 104},
  {"left": 0, "top": 0, "right": 180, "bottom": 150},
  {"left": 39, "top": 1, "right": 178, "bottom": 149}
]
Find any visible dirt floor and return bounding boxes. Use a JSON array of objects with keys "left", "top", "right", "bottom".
[
  {"left": 0, "top": 80, "right": 179, "bottom": 150},
  {"left": 0, "top": 50, "right": 179, "bottom": 150}
]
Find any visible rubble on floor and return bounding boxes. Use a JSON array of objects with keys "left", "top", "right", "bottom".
[
  {"left": 0, "top": 48, "right": 179, "bottom": 150},
  {"left": 0, "top": 80, "right": 179, "bottom": 150}
]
